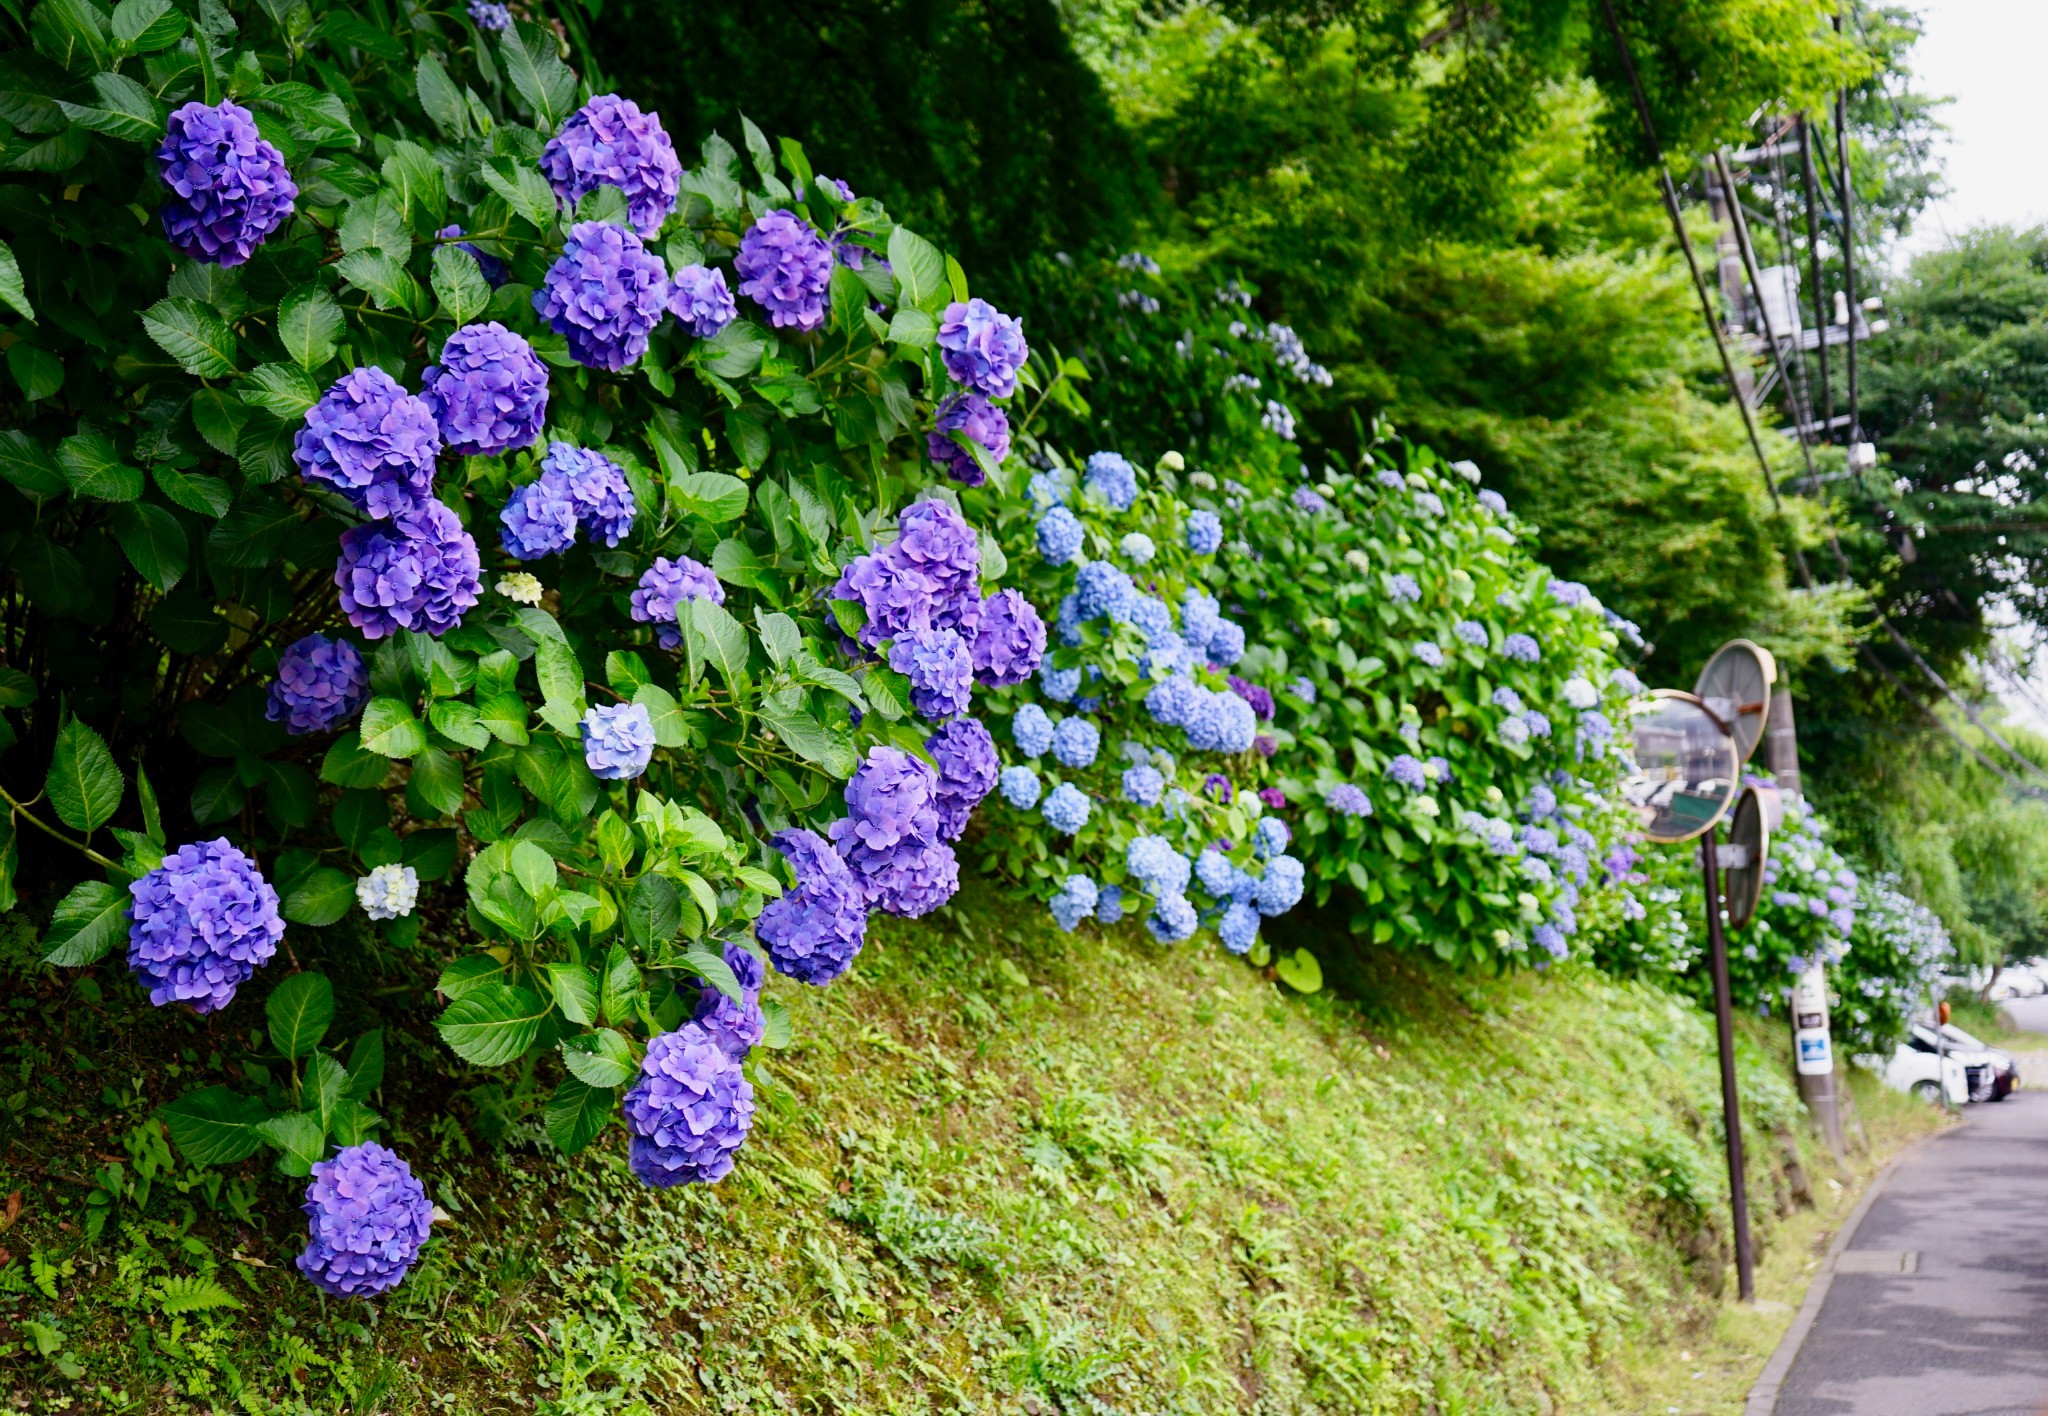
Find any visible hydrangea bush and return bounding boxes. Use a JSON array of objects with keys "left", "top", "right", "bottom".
[{"left": 5, "top": 0, "right": 1046, "bottom": 1293}]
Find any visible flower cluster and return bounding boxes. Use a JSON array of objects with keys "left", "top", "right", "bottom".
[
  {"left": 623, "top": 1023, "right": 756, "bottom": 1186},
  {"left": 500, "top": 442, "right": 638, "bottom": 559},
  {"left": 422, "top": 322, "right": 550, "bottom": 457},
  {"left": 265, "top": 633, "right": 368, "bottom": 735},
  {"left": 126, "top": 840, "right": 284, "bottom": 1014},
  {"left": 534, "top": 221, "right": 671, "bottom": 371},
  {"left": 336, "top": 498, "right": 482, "bottom": 639},
  {"left": 294, "top": 367, "right": 442, "bottom": 520},
  {"left": 631, "top": 555, "right": 723, "bottom": 649},
  {"left": 155, "top": 100, "right": 297, "bottom": 267},
  {"left": 294, "top": 1142, "right": 435, "bottom": 1298},
  {"left": 540, "top": 95, "right": 682, "bottom": 240},
  {"left": 735, "top": 208, "right": 835, "bottom": 332},
  {"left": 756, "top": 829, "right": 869, "bottom": 985},
  {"left": 357, "top": 863, "right": 420, "bottom": 921}
]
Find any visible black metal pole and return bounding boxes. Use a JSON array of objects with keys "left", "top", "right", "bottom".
[
  {"left": 1798, "top": 115, "right": 1834, "bottom": 439},
  {"left": 1702, "top": 832, "right": 1757, "bottom": 1301},
  {"left": 1832, "top": 8, "right": 1860, "bottom": 440}
]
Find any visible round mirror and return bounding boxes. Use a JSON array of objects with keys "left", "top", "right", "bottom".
[
  {"left": 1693, "top": 639, "right": 1776, "bottom": 765},
  {"left": 1622, "top": 691, "right": 1740, "bottom": 843},
  {"left": 1720, "top": 785, "right": 1772, "bottom": 930}
]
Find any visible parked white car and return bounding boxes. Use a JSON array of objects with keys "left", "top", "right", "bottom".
[
  {"left": 1986, "top": 969, "right": 2047, "bottom": 1002},
  {"left": 1857, "top": 1026, "right": 1968, "bottom": 1106}
]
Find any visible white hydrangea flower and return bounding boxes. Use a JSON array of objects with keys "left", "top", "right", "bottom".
[
  {"left": 496, "top": 572, "right": 543, "bottom": 606},
  {"left": 1119, "top": 532, "right": 1156, "bottom": 564},
  {"left": 357, "top": 863, "right": 419, "bottom": 921},
  {"left": 1562, "top": 677, "right": 1599, "bottom": 710}
]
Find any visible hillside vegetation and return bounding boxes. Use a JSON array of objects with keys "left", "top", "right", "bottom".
[{"left": 1, "top": 888, "right": 1931, "bottom": 1414}]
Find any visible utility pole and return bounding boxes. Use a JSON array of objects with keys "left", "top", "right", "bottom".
[
  {"left": 1833, "top": 7, "right": 1861, "bottom": 440},
  {"left": 1767, "top": 691, "right": 1847, "bottom": 1160},
  {"left": 1798, "top": 116, "right": 1834, "bottom": 440}
]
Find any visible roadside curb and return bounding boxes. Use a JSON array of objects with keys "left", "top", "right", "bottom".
[{"left": 1742, "top": 1134, "right": 1933, "bottom": 1415}]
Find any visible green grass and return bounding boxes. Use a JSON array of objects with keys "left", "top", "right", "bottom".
[
  {"left": 0, "top": 885, "right": 1938, "bottom": 1413},
  {"left": 1941, "top": 996, "right": 2043, "bottom": 1052}
]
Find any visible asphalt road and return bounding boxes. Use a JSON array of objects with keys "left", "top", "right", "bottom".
[{"left": 1771, "top": 1088, "right": 2048, "bottom": 1415}]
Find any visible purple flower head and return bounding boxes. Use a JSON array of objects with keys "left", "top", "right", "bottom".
[
  {"left": 1548, "top": 579, "right": 1592, "bottom": 608},
  {"left": 1084, "top": 451, "right": 1139, "bottom": 511},
  {"left": 735, "top": 209, "right": 834, "bottom": 332},
  {"left": 1255, "top": 735, "right": 1277, "bottom": 757},
  {"left": 1228, "top": 676, "right": 1275, "bottom": 720},
  {"left": 1534, "top": 924, "right": 1567, "bottom": 958},
  {"left": 544, "top": 442, "right": 637, "bottom": 547},
  {"left": 1522, "top": 710, "right": 1552, "bottom": 739},
  {"left": 1385, "top": 754, "right": 1426, "bottom": 791},
  {"left": 468, "top": 0, "right": 511, "bottom": 30},
  {"left": 890, "top": 625, "right": 975, "bottom": 721},
  {"left": 624, "top": 1024, "right": 756, "bottom": 1187},
  {"left": 499, "top": 473, "right": 580, "bottom": 561},
  {"left": 938, "top": 298, "right": 1028, "bottom": 399},
  {"left": 1452, "top": 624, "right": 1489, "bottom": 652},
  {"left": 435, "top": 226, "right": 508, "bottom": 287},
  {"left": 631, "top": 555, "right": 723, "bottom": 649},
  {"left": 818, "top": 174, "right": 858, "bottom": 204},
  {"left": 1259, "top": 787, "right": 1288, "bottom": 810},
  {"left": 1293, "top": 486, "right": 1327, "bottom": 514},
  {"left": 927, "top": 391, "right": 1011, "bottom": 487},
  {"left": 693, "top": 973, "right": 765, "bottom": 1058},
  {"left": 1041, "top": 782, "right": 1090, "bottom": 835},
  {"left": 1036, "top": 506, "right": 1085, "bottom": 566},
  {"left": 1203, "top": 773, "right": 1233, "bottom": 803},
  {"left": 156, "top": 100, "right": 296, "bottom": 267},
  {"left": 266, "top": 634, "right": 368, "bottom": 735},
  {"left": 832, "top": 746, "right": 950, "bottom": 915},
  {"left": 1502, "top": 633, "right": 1541, "bottom": 663},
  {"left": 126, "top": 839, "right": 283, "bottom": 1014},
  {"left": 927, "top": 718, "right": 999, "bottom": 840},
  {"left": 1478, "top": 489, "right": 1507, "bottom": 514},
  {"left": 1051, "top": 716, "right": 1100, "bottom": 769},
  {"left": 336, "top": 497, "right": 481, "bottom": 639},
  {"left": 972, "top": 589, "right": 1045, "bottom": 687},
  {"left": 581, "top": 702, "right": 656, "bottom": 780},
  {"left": 757, "top": 828, "right": 869, "bottom": 985},
  {"left": 533, "top": 222, "right": 670, "bottom": 371},
  {"left": 668, "top": 263, "right": 738, "bottom": 339},
  {"left": 540, "top": 94, "right": 681, "bottom": 239},
  {"left": 294, "top": 367, "right": 441, "bottom": 520},
  {"left": 423, "top": 323, "right": 549, "bottom": 458},
  {"left": 294, "top": 1142, "right": 433, "bottom": 1298},
  {"left": 1186, "top": 510, "right": 1223, "bottom": 555},
  {"left": 892, "top": 500, "right": 982, "bottom": 625},
  {"left": 1387, "top": 574, "right": 1421, "bottom": 604},
  {"left": 1326, "top": 783, "right": 1372, "bottom": 817}
]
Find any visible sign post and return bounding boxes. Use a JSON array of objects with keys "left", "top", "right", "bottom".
[{"left": 1701, "top": 832, "right": 1757, "bottom": 1302}]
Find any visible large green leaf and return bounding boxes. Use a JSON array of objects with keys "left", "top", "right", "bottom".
[
  {"left": 238, "top": 362, "right": 321, "bottom": 419},
  {"left": 142, "top": 297, "right": 238, "bottom": 378},
  {"left": 46, "top": 718, "right": 121, "bottom": 833},
  {"left": 544, "top": 1076, "right": 613, "bottom": 1154},
  {"left": 430, "top": 244, "right": 490, "bottom": 326},
  {"left": 0, "top": 239, "right": 34, "bottom": 322},
  {"left": 265, "top": 972, "right": 335, "bottom": 1059},
  {"left": 321, "top": 732, "right": 392, "bottom": 788},
  {"left": 623, "top": 873, "right": 678, "bottom": 950},
  {"left": 254, "top": 1111, "right": 326, "bottom": 1177},
  {"left": 336, "top": 252, "right": 422, "bottom": 314},
  {"left": 359, "top": 698, "right": 428, "bottom": 758},
  {"left": 112, "top": 0, "right": 184, "bottom": 52},
  {"left": 887, "top": 225, "right": 947, "bottom": 310},
  {"left": 277, "top": 287, "right": 342, "bottom": 371},
  {"left": 544, "top": 963, "right": 598, "bottom": 1027},
  {"left": 41, "top": 879, "right": 127, "bottom": 966},
  {"left": 281, "top": 867, "right": 354, "bottom": 927},
  {"left": 498, "top": 20, "right": 577, "bottom": 128},
  {"left": 670, "top": 471, "right": 749, "bottom": 524},
  {"left": 758, "top": 690, "right": 859, "bottom": 777},
  {"left": 478, "top": 157, "right": 558, "bottom": 231},
  {"left": 436, "top": 982, "right": 548, "bottom": 1066},
  {"left": 160, "top": 1086, "right": 269, "bottom": 1166},
  {"left": 57, "top": 71, "right": 165, "bottom": 142},
  {"left": 684, "top": 597, "right": 750, "bottom": 687},
  {"left": 109, "top": 502, "right": 188, "bottom": 590},
  {"left": 0, "top": 430, "right": 63, "bottom": 498},
  {"left": 414, "top": 53, "right": 468, "bottom": 139},
  {"left": 55, "top": 431, "right": 142, "bottom": 502},
  {"left": 560, "top": 1028, "right": 635, "bottom": 1088},
  {"left": 632, "top": 683, "right": 689, "bottom": 749}
]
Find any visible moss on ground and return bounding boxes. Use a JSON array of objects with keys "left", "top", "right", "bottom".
[{"left": 0, "top": 885, "right": 1937, "bottom": 1414}]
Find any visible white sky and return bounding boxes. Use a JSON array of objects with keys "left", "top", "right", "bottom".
[{"left": 1897, "top": 0, "right": 2048, "bottom": 255}]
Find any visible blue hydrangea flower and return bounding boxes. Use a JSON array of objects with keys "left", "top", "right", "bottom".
[
  {"left": 757, "top": 828, "right": 869, "bottom": 985},
  {"left": 1145, "top": 674, "right": 1202, "bottom": 728},
  {"left": 1411, "top": 641, "right": 1444, "bottom": 669},
  {"left": 1522, "top": 711, "right": 1552, "bottom": 739},
  {"left": 336, "top": 497, "right": 481, "bottom": 639},
  {"left": 156, "top": 100, "right": 297, "bottom": 267},
  {"left": 1040, "top": 663, "right": 1081, "bottom": 703},
  {"left": 1292, "top": 485, "right": 1327, "bottom": 514},
  {"left": 1186, "top": 510, "right": 1223, "bottom": 555},
  {"left": 1387, "top": 574, "right": 1421, "bottom": 604},
  {"left": 1120, "top": 532, "right": 1156, "bottom": 564},
  {"left": 1122, "top": 764, "right": 1165, "bottom": 806},
  {"left": 1549, "top": 579, "right": 1592, "bottom": 608},
  {"left": 1180, "top": 591, "right": 1223, "bottom": 653},
  {"left": 668, "top": 263, "right": 738, "bottom": 338},
  {"left": 1147, "top": 893, "right": 1198, "bottom": 942},
  {"left": 1084, "top": 452, "right": 1138, "bottom": 511},
  {"left": 927, "top": 718, "right": 998, "bottom": 840},
  {"left": 266, "top": 633, "right": 368, "bottom": 735},
  {"left": 1051, "top": 716, "right": 1099, "bottom": 769},
  {"left": 1255, "top": 817, "right": 1291, "bottom": 858},
  {"left": 468, "top": 0, "right": 511, "bottom": 31},
  {"left": 422, "top": 322, "right": 549, "bottom": 457},
  {"left": 631, "top": 554, "right": 722, "bottom": 649},
  {"left": 294, "top": 1142, "right": 433, "bottom": 1297},
  {"left": 1413, "top": 490, "right": 1445, "bottom": 518},
  {"left": 1041, "top": 782, "right": 1090, "bottom": 835},
  {"left": 1612, "top": 667, "right": 1646, "bottom": 695},
  {"left": 1492, "top": 687, "right": 1525, "bottom": 713},
  {"left": 1131, "top": 596, "right": 1176, "bottom": 649},
  {"left": 1533, "top": 924, "right": 1567, "bottom": 958},
  {"left": 938, "top": 297, "right": 1028, "bottom": 399},
  {"left": 1050, "top": 875, "right": 1099, "bottom": 932},
  {"left": 1127, "top": 835, "right": 1191, "bottom": 896},
  {"left": 1056, "top": 594, "right": 1084, "bottom": 647},
  {"left": 356, "top": 863, "right": 418, "bottom": 922},
  {"left": 1218, "top": 902, "right": 1261, "bottom": 955},
  {"left": 1075, "top": 561, "right": 1137, "bottom": 622},
  {"left": 435, "top": 225, "right": 507, "bottom": 286},
  {"left": 1253, "top": 856, "right": 1305, "bottom": 916},
  {"left": 927, "top": 391, "right": 1011, "bottom": 487},
  {"left": 1208, "top": 620, "right": 1247, "bottom": 667},
  {"left": 553, "top": 442, "right": 638, "bottom": 546},
  {"left": 1096, "top": 884, "right": 1125, "bottom": 925},
  {"left": 1495, "top": 716, "right": 1529, "bottom": 748},
  {"left": 1291, "top": 677, "right": 1316, "bottom": 704},
  {"left": 736, "top": 209, "right": 834, "bottom": 332},
  {"left": 1385, "top": 755, "right": 1426, "bottom": 790},
  {"left": 126, "top": 838, "right": 283, "bottom": 1014},
  {"left": 889, "top": 625, "right": 974, "bottom": 720},
  {"left": 1478, "top": 489, "right": 1507, "bottom": 514},
  {"left": 500, "top": 473, "right": 581, "bottom": 561},
  {"left": 533, "top": 221, "right": 670, "bottom": 371},
  {"left": 581, "top": 702, "right": 656, "bottom": 780},
  {"left": 541, "top": 94, "right": 681, "bottom": 239},
  {"left": 1502, "top": 633, "right": 1541, "bottom": 663},
  {"left": 1262, "top": 401, "right": 1296, "bottom": 441},
  {"left": 1012, "top": 704, "right": 1055, "bottom": 758},
  {"left": 1324, "top": 784, "right": 1371, "bottom": 817},
  {"left": 294, "top": 367, "right": 441, "bottom": 521},
  {"left": 1029, "top": 470, "right": 1070, "bottom": 509},
  {"left": 624, "top": 1023, "right": 755, "bottom": 1186},
  {"left": 1000, "top": 765, "right": 1042, "bottom": 809},
  {"left": 1194, "top": 848, "right": 1236, "bottom": 898}
]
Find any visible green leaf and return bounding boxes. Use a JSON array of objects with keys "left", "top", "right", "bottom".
[
  {"left": 1274, "top": 947, "right": 1324, "bottom": 994},
  {"left": 437, "top": 954, "right": 506, "bottom": 1000},
  {"left": 605, "top": 650, "right": 651, "bottom": 695},
  {"left": 510, "top": 840, "right": 557, "bottom": 898},
  {"left": 0, "top": 668, "right": 34, "bottom": 708},
  {"left": 41, "top": 880, "right": 128, "bottom": 966},
  {"left": 281, "top": 867, "right": 354, "bottom": 927},
  {"left": 791, "top": 652, "right": 864, "bottom": 705},
  {"left": 887, "top": 226, "right": 947, "bottom": 310},
  {"left": 382, "top": 141, "right": 446, "bottom": 226},
  {"left": 623, "top": 873, "right": 678, "bottom": 949},
  {"left": 189, "top": 388, "right": 249, "bottom": 458},
  {"left": 109, "top": 502, "right": 188, "bottom": 590},
  {"left": 560, "top": 1028, "right": 635, "bottom": 1087},
  {"left": 112, "top": 0, "right": 182, "bottom": 52},
  {"left": 697, "top": 320, "right": 766, "bottom": 378},
  {"left": 532, "top": 634, "right": 585, "bottom": 721},
  {"left": 475, "top": 692, "right": 531, "bottom": 745},
  {"left": 544, "top": 1076, "right": 613, "bottom": 1154},
  {"left": 436, "top": 982, "right": 549, "bottom": 1066},
  {"left": 338, "top": 194, "right": 410, "bottom": 261},
  {"left": 57, "top": 71, "right": 165, "bottom": 142},
  {"left": 321, "top": 732, "right": 392, "bottom": 789},
  {"left": 414, "top": 53, "right": 469, "bottom": 139},
  {"left": 277, "top": 287, "right": 342, "bottom": 371},
  {"left": 0, "top": 431, "right": 64, "bottom": 498},
  {"left": 142, "top": 297, "right": 238, "bottom": 378},
  {"left": 478, "top": 157, "right": 558, "bottom": 231},
  {"left": 7, "top": 342, "right": 61, "bottom": 401},
  {"left": 498, "top": 20, "right": 577, "bottom": 129},
  {"left": 55, "top": 431, "right": 143, "bottom": 502},
  {"left": 760, "top": 997, "right": 793, "bottom": 1049},
  {"left": 359, "top": 698, "right": 428, "bottom": 758},
  {"left": 685, "top": 942, "right": 744, "bottom": 1002},
  {"left": 153, "top": 464, "right": 232, "bottom": 517},
  {"left": 886, "top": 307, "right": 935, "bottom": 349},
  {"left": 944, "top": 252, "right": 970, "bottom": 305},
  {"left": 46, "top": 718, "right": 121, "bottom": 833},
  {"left": 633, "top": 683, "right": 689, "bottom": 749},
  {"left": 758, "top": 691, "right": 858, "bottom": 777},
  {"left": 266, "top": 973, "right": 335, "bottom": 1059},
  {"left": 156, "top": 1275, "right": 243, "bottom": 1314},
  {"left": 860, "top": 664, "right": 909, "bottom": 722},
  {"left": 756, "top": 611, "right": 801, "bottom": 667},
  {"left": 670, "top": 471, "right": 749, "bottom": 524},
  {"left": 0, "top": 240, "right": 31, "bottom": 322},
  {"left": 407, "top": 747, "right": 466, "bottom": 819},
  {"left": 237, "top": 362, "right": 321, "bottom": 419},
  {"left": 600, "top": 945, "right": 642, "bottom": 1022},
  {"left": 254, "top": 1112, "right": 325, "bottom": 1177},
  {"left": 683, "top": 597, "right": 750, "bottom": 687},
  {"left": 308, "top": 1050, "right": 347, "bottom": 1132},
  {"left": 337, "top": 252, "right": 422, "bottom": 314},
  {"left": 431, "top": 244, "right": 490, "bottom": 326},
  {"left": 545, "top": 963, "right": 599, "bottom": 1027},
  {"left": 161, "top": 1086, "right": 267, "bottom": 1166},
  {"left": 342, "top": 1029, "right": 386, "bottom": 1104},
  {"left": 428, "top": 699, "right": 491, "bottom": 750}
]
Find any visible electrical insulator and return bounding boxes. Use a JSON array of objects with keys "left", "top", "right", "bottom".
[{"left": 1847, "top": 442, "right": 1877, "bottom": 472}]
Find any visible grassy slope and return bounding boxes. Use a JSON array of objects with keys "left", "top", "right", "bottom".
[{"left": 1, "top": 884, "right": 1938, "bottom": 1414}]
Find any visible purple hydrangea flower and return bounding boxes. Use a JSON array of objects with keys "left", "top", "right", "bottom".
[
  {"left": 1385, "top": 754, "right": 1426, "bottom": 790},
  {"left": 533, "top": 221, "right": 670, "bottom": 372},
  {"left": 1259, "top": 787, "right": 1287, "bottom": 810},
  {"left": 540, "top": 95, "right": 682, "bottom": 239},
  {"left": 468, "top": 0, "right": 511, "bottom": 29},
  {"left": 1084, "top": 452, "right": 1138, "bottom": 511},
  {"left": 971, "top": 589, "right": 1045, "bottom": 687},
  {"left": 832, "top": 746, "right": 957, "bottom": 917},
  {"left": 265, "top": 633, "right": 367, "bottom": 735},
  {"left": 1413, "top": 641, "right": 1443, "bottom": 668},
  {"left": 1502, "top": 633, "right": 1541, "bottom": 663},
  {"left": 294, "top": 1142, "right": 434, "bottom": 1298},
  {"left": 336, "top": 497, "right": 481, "bottom": 639},
  {"left": 435, "top": 226, "right": 508, "bottom": 287},
  {"left": 927, "top": 392, "right": 1011, "bottom": 486},
  {"left": 891, "top": 500, "right": 981, "bottom": 623},
  {"left": 927, "top": 718, "right": 999, "bottom": 840},
  {"left": 1478, "top": 489, "right": 1507, "bottom": 514},
  {"left": 890, "top": 625, "right": 975, "bottom": 720},
  {"left": 1387, "top": 574, "right": 1421, "bottom": 604},
  {"left": 1548, "top": 579, "right": 1592, "bottom": 608},
  {"left": 1228, "top": 676, "right": 1275, "bottom": 720},
  {"left": 668, "top": 263, "right": 738, "bottom": 339},
  {"left": 1036, "top": 506, "right": 1085, "bottom": 566},
  {"left": 1293, "top": 486, "right": 1328, "bottom": 514},
  {"left": 1325, "top": 783, "right": 1372, "bottom": 817},
  {"left": 499, "top": 473, "right": 580, "bottom": 561},
  {"left": 1534, "top": 924, "right": 1567, "bottom": 959},
  {"left": 1523, "top": 710, "right": 1552, "bottom": 739},
  {"left": 582, "top": 702, "right": 655, "bottom": 780},
  {"left": 544, "top": 441, "right": 637, "bottom": 547},
  {"left": 294, "top": 367, "right": 442, "bottom": 521},
  {"left": 1187, "top": 510, "right": 1223, "bottom": 555},
  {"left": 1051, "top": 716, "right": 1099, "bottom": 769},
  {"left": 624, "top": 1023, "right": 756, "bottom": 1187},
  {"left": 938, "top": 298, "right": 1028, "bottom": 399},
  {"left": 631, "top": 555, "right": 723, "bottom": 649},
  {"left": 692, "top": 960, "right": 765, "bottom": 1059},
  {"left": 756, "top": 828, "right": 869, "bottom": 985},
  {"left": 1453, "top": 620, "right": 1489, "bottom": 647},
  {"left": 735, "top": 209, "right": 834, "bottom": 332},
  {"left": 422, "top": 323, "right": 549, "bottom": 457},
  {"left": 1492, "top": 687, "right": 1526, "bottom": 713},
  {"left": 126, "top": 839, "right": 283, "bottom": 1014},
  {"left": 156, "top": 100, "right": 297, "bottom": 267}
]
